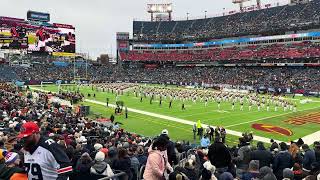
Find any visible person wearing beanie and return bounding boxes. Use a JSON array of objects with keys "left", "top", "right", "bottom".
[
  {"left": 219, "top": 172, "right": 234, "bottom": 180},
  {"left": 75, "top": 152, "right": 93, "bottom": 174},
  {"left": 240, "top": 160, "right": 260, "bottom": 180},
  {"left": 259, "top": 166, "right": 276, "bottom": 179},
  {"left": 90, "top": 151, "right": 114, "bottom": 177},
  {"left": 0, "top": 152, "right": 27, "bottom": 180},
  {"left": 273, "top": 142, "right": 294, "bottom": 180},
  {"left": 250, "top": 141, "right": 273, "bottom": 167},
  {"left": 94, "top": 143, "right": 103, "bottom": 151},
  {"left": 283, "top": 168, "right": 294, "bottom": 180},
  {"left": 201, "top": 161, "right": 217, "bottom": 180},
  {"left": 136, "top": 146, "right": 147, "bottom": 166}
]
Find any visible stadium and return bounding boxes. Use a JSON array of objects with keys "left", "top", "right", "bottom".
[{"left": 1, "top": 0, "right": 320, "bottom": 179}]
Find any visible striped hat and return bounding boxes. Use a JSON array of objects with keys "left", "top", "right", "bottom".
[{"left": 5, "top": 152, "right": 19, "bottom": 165}]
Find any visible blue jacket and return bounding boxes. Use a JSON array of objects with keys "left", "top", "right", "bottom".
[
  {"left": 200, "top": 137, "right": 210, "bottom": 148},
  {"left": 273, "top": 151, "right": 294, "bottom": 178},
  {"left": 303, "top": 149, "right": 316, "bottom": 171}
]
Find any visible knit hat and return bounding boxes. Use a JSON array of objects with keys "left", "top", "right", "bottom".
[
  {"left": 249, "top": 160, "right": 259, "bottom": 171},
  {"left": 283, "top": 168, "right": 294, "bottom": 180},
  {"left": 94, "top": 143, "right": 103, "bottom": 151},
  {"left": 219, "top": 172, "right": 234, "bottom": 180},
  {"left": 137, "top": 146, "right": 144, "bottom": 155},
  {"left": 5, "top": 152, "right": 19, "bottom": 165},
  {"left": 203, "top": 161, "right": 216, "bottom": 174},
  {"left": 123, "top": 142, "right": 130, "bottom": 149},
  {"left": 95, "top": 151, "right": 105, "bottom": 162},
  {"left": 259, "top": 166, "right": 275, "bottom": 180}
]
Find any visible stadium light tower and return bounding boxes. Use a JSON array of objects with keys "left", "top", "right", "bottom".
[
  {"left": 232, "top": 0, "right": 250, "bottom": 12},
  {"left": 147, "top": 3, "right": 173, "bottom": 21}
]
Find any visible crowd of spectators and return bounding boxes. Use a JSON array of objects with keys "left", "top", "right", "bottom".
[
  {"left": 1, "top": 62, "right": 320, "bottom": 92},
  {"left": 121, "top": 42, "right": 320, "bottom": 62},
  {"left": 1, "top": 83, "right": 320, "bottom": 180},
  {"left": 133, "top": 0, "right": 320, "bottom": 41}
]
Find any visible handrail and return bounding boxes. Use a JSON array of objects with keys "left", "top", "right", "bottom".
[{"left": 98, "top": 171, "right": 127, "bottom": 180}]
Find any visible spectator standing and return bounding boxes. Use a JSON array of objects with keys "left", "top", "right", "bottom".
[
  {"left": 143, "top": 136, "right": 169, "bottom": 180},
  {"left": 18, "top": 122, "right": 72, "bottom": 180},
  {"left": 273, "top": 142, "right": 294, "bottom": 180}
]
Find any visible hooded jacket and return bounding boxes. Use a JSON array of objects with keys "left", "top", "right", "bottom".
[
  {"left": 143, "top": 147, "right": 166, "bottom": 180},
  {"left": 90, "top": 161, "right": 114, "bottom": 177}
]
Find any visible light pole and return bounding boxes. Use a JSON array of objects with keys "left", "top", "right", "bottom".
[
  {"left": 187, "top": 12, "right": 189, "bottom": 20},
  {"left": 205, "top": 11, "right": 207, "bottom": 19}
]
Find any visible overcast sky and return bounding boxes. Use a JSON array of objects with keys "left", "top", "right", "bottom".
[{"left": 2, "top": 0, "right": 288, "bottom": 59}]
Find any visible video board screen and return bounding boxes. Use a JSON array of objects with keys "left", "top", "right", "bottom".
[{"left": 0, "top": 17, "right": 75, "bottom": 56}]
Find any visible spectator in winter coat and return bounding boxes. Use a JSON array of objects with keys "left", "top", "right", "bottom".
[
  {"left": 301, "top": 144, "right": 316, "bottom": 172},
  {"left": 143, "top": 136, "right": 170, "bottom": 180},
  {"left": 90, "top": 151, "right": 114, "bottom": 177},
  {"left": 234, "top": 137, "right": 252, "bottom": 177},
  {"left": 75, "top": 152, "right": 93, "bottom": 174},
  {"left": 250, "top": 142, "right": 273, "bottom": 167},
  {"left": 208, "top": 140, "right": 232, "bottom": 174},
  {"left": 136, "top": 146, "right": 147, "bottom": 166},
  {"left": 259, "top": 166, "right": 277, "bottom": 180},
  {"left": 160, "top": 129, "right": 178, "bottom": 165},
  {"left": 273, "top": 142, "right": 294, "bottom": 180},
  {"left": 289, "top": 143, "right": 303, "bottom": 164},
  {"left": 283, "top": 168, "right": 294, "bottom": 180},
  {"left": 240, "top": 160, "right": 260, "bottom": 180},
  {"left": 113, "top": 147, "right": 132, "bottom": 180}
]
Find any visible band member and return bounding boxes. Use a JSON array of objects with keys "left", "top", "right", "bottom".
[{"left": 182, "top": 103, "right": 185, "bottom": 110}]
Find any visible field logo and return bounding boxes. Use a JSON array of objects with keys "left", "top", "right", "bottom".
[
  {"left": 284, "top": 112, "right": 320, "bottom": 126},
  {"left": 252, "top": 123, "right": 293, "bottom": 136}
]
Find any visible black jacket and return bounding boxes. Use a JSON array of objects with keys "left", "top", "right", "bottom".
[
  {"left": 250, "top": 149, "right": 273, "bottom": 167},
  {"left": 113, "top": 157, "right": 132, "bottom": 180},
  {"left": 208, "top": 142, "right": 232, "bottom": 168},
  {"left": 0, "top": 164, "right": 26, "bottom": 180}
]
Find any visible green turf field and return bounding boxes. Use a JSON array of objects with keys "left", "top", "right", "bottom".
[{"left": 31, "top": 84, "right": 320, "bottom": 145}]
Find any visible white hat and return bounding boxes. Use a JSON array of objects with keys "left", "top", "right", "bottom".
[
  {"left": 95, "top": 151, "right": 105, "bottom": 162},
  {"left": 79, "top": 136, "right": 87, "bottom": 143},
  {"left": 203, "top": 161, "right": 216, "bottom": 173},
  {"left": 49, "top": 133, "right": 55, "bottom": 137},
  {"left": 161, "top": 129, "right": 168, "bottom": 135},
  {"left": 94, "top": 143, "right": 103, "bottom": 151}
]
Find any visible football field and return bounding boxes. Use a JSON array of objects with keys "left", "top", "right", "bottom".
[{"left": 31, "top": 84, "right": 320, "bottom": 146}]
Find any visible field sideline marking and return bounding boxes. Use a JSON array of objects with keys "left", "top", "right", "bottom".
[{"left": 32, "top": 87, "right": 319, "bottom": 145}]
